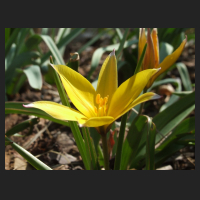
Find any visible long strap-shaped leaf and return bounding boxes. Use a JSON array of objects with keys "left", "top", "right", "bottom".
[
  {"left": 128, "top": 92, "right": 195, "bottom": 169},
  {"left": 41, "top": 28, "right": 85, "bottom": 64},
  {"left": 5, "top": 137, "right": 52, "bottom": 170}
]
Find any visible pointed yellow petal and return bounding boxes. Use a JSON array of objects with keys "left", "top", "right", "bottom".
[
  {"left": 96, "top": 50, "right": 117, "bottom": 103},
  {"left": 146, "top": 36, "right": 187, "bottom": 88},
  {"left": 116, "top": 92, "right": 161, "bottom": 118},
  {"left": 143, "top": 28, "right": 155, "bottom": 70},
  {"left": 151, "top": 28, "right": 159, "bottom": 68},
  {"left": 51, "top": 64, "right": 96, "bottom": 118},
  {"left": 23, "top": 101, "right": 87, "bottom": 122},
  {"left": 138, "top": 28, "right": 147, "bottom": 62},
  {"left": 80, "top": 116, "right": 114, "bottom": 127},
  {"left": 108, "top": 68, "right": 160, "bottom": 119}
]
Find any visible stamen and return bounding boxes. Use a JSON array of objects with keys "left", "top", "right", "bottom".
[
  {"left": 96, "top": 94, "right": 100, "bottom": 104},
  {"left": 99, "top": 98, "right": 104, "bottom": 106},
  {"left": 95, "top": 94, "right": 109, "bottom": 116},
  {"left": 103, "top": 97, "right": 108, "bottom": 104}
]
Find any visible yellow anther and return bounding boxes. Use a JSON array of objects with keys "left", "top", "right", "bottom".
[
  {"left": 96, "top": 94, "right": 100, "bottom": 104},
  {"left": 103, "top": 97, "right": 108, "bottom": 104},
  {"left": 99, "top": 98, "right": 104, "bottom": 106}
]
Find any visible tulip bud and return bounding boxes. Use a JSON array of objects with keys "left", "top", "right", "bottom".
[{"left": 143, "top": 28, "right": 155, "bottom": 70}]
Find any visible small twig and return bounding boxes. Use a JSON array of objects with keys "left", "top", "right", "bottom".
[{"left": 23, "top": 121, "right": 52, "bottom": 149}]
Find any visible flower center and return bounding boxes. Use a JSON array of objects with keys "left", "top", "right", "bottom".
[{"left": 95, "top": 94, "right": 109, "bottom": 117}]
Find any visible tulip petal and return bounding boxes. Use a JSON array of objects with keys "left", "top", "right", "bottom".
[
  {"left": 143, "top": 28, "right": 155, "bottom": 70},
  {"left": 147, "top": 37, "right": 187, "bottom": 88},
  {"left": 108, "top": 69, "right": 160, "bottom": 119},
  {"left": 96, "top": 50, "right": 117, "bottom": 103},
  {"left": 138, "top": 28, "right": 147, "bottom": 61},
  {"left": 116, "top": 92, "right": 161, "bottom": 118},
  {"left": 80, "top": 116, "right": 114, "bottom": 127},
  {"left": 51, "top": 64, "right": 96, "bottom": 118},
  {"left": 23, "top": 101, "right": 87, "bottom": 122},
  {"left": 151, "top": 28, "right": 159, "bottom": 68}
]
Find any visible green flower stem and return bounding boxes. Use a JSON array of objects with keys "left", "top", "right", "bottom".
[
  {"left": 101, "top": 134, "right": 109, "bottom": 170},
  {"left": 49, "top": 56, "right": 90, "bottom": 170},
  {"left": 114, "top": 112, "right": 128, "bottom": 170}
]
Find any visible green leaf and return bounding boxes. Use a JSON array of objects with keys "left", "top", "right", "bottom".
[
  {"left": 159, "top": 78, "right": 182, "bottom": 112},
  {"left": 120, "top": 115, "right": 148, "bottom": 170},
  {"left": 114, "top": 112, "right": 128, "bottom": 170},
  {"left": 115, "top": 28, "right": 123, "bottom": 40},
  {"left": 78, "top": 29, "right": 111, "bottom": 54},
  {"left": 56, "top": 28, "right": 71, "bottom": 44},
  {"left": 155, "top": 143, "right": 185, "bottom": 169},
  {"left": 116, "top": 28, "right": 129, "bottom": 59},
  {"left": 148, "top": 78, "right": 181, "bottom": 91},
  {"left": 134, "top": 43, "right": 147, "bottom": 74},
  {"left": 15, "top": 28, "right": 31, "bottom": 55},
  {"left": 82, "top": 127, "right": 99, "bottom": 170},
  {"left": 56, "top": 28, "right": 71, "bottom": 56},
  {"left": 21, "top": 34, "right": 42, "bottom": 52},
  {"left": 173, "top": 91, "right": 193, "bottom": 97},
  {"left": 23, "top": 65, "right": 43, "bottom": 90},
  {"left": 41, "top": 28, "right": 48, "bottom": 35},
  {"left": 5, "top": 137, "right": 52, "bottom": 170},
  {"left": 159, "top": 42, "right": 174, "bottom": 63},
  {"left": 5, "top": 28, "right": 20, "bottom": 57},
  {"left": 6, "top": 118, "right": 39, "bottom": 137},
  {"left": 5, "top": 51, "right": 40, "bottom": 87},
  {"left": 41, "top": 35, "right": 65, "bottom": 65},
  {"left": 5, "top": 102, "right": 69, "bottom": 127},
  {"left": 89, "top": 127, "right": 101, "bottom": 154},
  {"left": 176, "top": 62, "right": 193, "bottom": 91},
  {"left": 5, "top": 43, "right": 16, "bottom": 71},
  {"left": 5, "top": 28, "right": 10, "bottom": 45},
  {"left": 155, "top": 117, "right": 195, "bottom": 152},
  {"left": 87, "top": 39, "right": 138, "bottom": 79},
  {"left": 153, "top": 91, "right": 195, "bottom": 144},
  {"left": 145, "top": 119, "right": 156, "bottom": 170},
  {"left": 129, "top": 92, "right": 195, "bottom": 169},
  {"left": 41, "top": 28, "right": 85, "bottom": 64}
]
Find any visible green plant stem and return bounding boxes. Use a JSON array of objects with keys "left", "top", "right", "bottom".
[
  {"left": 49, "top": 56, "right": 90, "bottom": 170},
  {"left": 138, "top": 88, "right": 147, "bottom": 115},
  {"left": 114, "top": 112, "right": 128, "bottom": 170},
  {"left": 101, "top": 134, "right": 109, "bottom": 170}
]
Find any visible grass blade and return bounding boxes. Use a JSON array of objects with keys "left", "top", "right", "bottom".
[
  {"left": 41, "top": 28, "right": 85, "bottom": 64},
  {"left": 176, "top": 62, "right": 193, "bottom": 91},
  {"left": 6, "top": 118, "right": 39, "bottom": 137},
  {"left": 5, "top": 137, "right": 52, "bottom": 170}
]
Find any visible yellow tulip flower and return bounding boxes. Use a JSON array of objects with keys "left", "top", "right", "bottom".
[
  {"left": 138, "top": 28, "right": 187, "bottom": 88},
  {"left": 24, "top": 50, "right": 160, "bottom": 135}
]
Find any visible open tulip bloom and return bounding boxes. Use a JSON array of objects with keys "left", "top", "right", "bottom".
[
  {"left": 138, "top": 28, "right": 187, "bottom": 88},
  {"left": 24, "top": 50, "right": 161, "bottom": 135}
]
